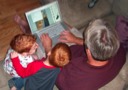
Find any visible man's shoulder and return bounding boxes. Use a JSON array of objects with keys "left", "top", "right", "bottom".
[{"left": 112, "top": 44, "right": 126, "bottom": 66}]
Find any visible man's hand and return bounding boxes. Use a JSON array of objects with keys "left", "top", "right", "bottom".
[
  {"left": 11, "top": 51, "right": 18, "bottom": 59},
  {"left": 40, "top": 33, "right": 52, "bottom": 53},
  {"left": 59, "top": 30, "right": 76, "bottom": 43},
  {"left": 59, "top": 30, "right": 84, "bottom": 45}
]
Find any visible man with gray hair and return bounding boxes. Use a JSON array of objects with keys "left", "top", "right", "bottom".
[{"left": 55, "top": 19, "right": 126, "bottom": 90}]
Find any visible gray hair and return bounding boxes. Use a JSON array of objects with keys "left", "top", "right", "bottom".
[{"left": 84, "top": 19, "right": 120, "bottom": 61}]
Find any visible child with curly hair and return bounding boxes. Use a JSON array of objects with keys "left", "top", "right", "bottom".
[{"left": 3, "top": 34, "right": 38, "bottom": 90}]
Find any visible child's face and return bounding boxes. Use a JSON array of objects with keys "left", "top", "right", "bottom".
[{"left": 29, "top": 42, "right": 38, "bottom": 55}]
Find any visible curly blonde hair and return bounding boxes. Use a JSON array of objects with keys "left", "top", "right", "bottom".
[
  {"left": 49, "top": 43, "right": 71, "bottom": 67},
  {"left": 10, "top": 34, "right": 36, "bottom": 54}
]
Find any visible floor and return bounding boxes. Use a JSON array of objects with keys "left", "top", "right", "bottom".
[{"left": 0, "top": 0, "right": 41, "bottom": 61}]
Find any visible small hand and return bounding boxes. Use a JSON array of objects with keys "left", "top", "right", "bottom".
[
  {"left": 40, "top": 33, "right": 52, "bottom": 53},
  {"left": 32, "top": 54, "right": 38, "bottom": 60},
  {"left": 11, "top": 51, "right": 18, "bottom": 59}
]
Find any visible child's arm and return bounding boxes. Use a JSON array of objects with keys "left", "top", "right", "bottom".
[{"left": 11, "top": 51, "right": 43, "bottom": 78}]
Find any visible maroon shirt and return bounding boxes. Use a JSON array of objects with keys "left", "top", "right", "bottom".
[{"left": 56, "top": 44, "right": 126, "bottom": 90}]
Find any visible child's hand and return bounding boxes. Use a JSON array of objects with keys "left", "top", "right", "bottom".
[
  {"left": 32, "top": 54, "right": 38, "bottom": 60},
  {"left": 40, "top": 33, "right": 52, "bottom": 53},
  {"left": 11, "top": 51, "right": 18, "bottom": 59}
]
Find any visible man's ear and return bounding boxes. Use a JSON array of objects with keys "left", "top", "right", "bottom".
[
  {"left": 86, "top": 49, "right": 96, "bottom": 61},
  {"left": 86, "top": 49, "right": 92, "bottom": 57}
]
